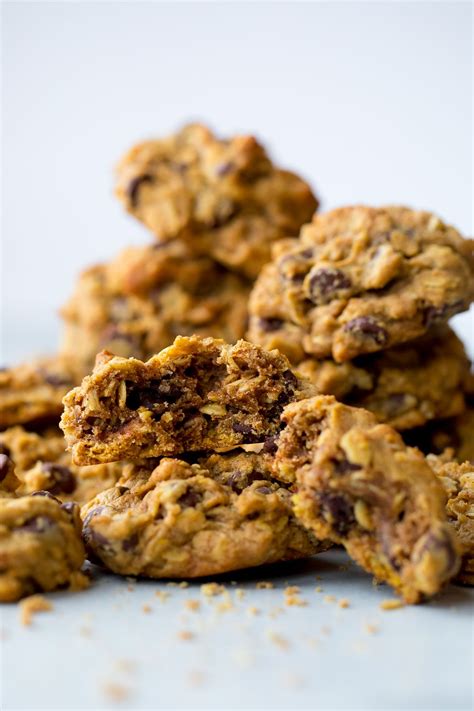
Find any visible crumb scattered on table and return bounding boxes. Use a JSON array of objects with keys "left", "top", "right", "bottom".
[
  {"left": 201, "top": 582, "right": 225, "bottom": 597},
  {"left": 380, "top": 599, "right": 405, "bottom": 611},
  {"left": 323, "top": 594, "right": 336, "bottom": 604},
  {"left": 177, "top": 630, "right": 194, "bottom": 640},
  {"left": 338, "top": 598, "right": 350, "bottom": 608},
  {"left": 364, "top": 623, "right": 379, "bottom": 634},
  {"left": 256, "top": 581, "right": 274, "bottom": 589},
  {"left": 267, "top": 630, "right": 289, "bottom": 650},
  {"left": 155, "top": 590, "right": 169, "bottom": 602},
  {"left": 19, "top": 595, "right": 53, "bottom": 626},
  {"left": 184, "top": 599, "right": 200, "bottom": 612},
  {"left": 247, "top": 605, "right": 260, "bottom": 616},
  {"left": 102, "top": 682, "right": 130, "bottom": 702}
]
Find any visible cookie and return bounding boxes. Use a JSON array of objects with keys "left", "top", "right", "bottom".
[
  {"left": 60, "top": 241, "right": 251, "bottom": 378},
  {"left": 296, "top": 326, "right": 470, "bottom": 430},
  {"left": 274, "top": 395, "right": 460, "bottom": 603},
  {"left": 0, "top": 493, "right": 87, "bottom": 601},
  {"left": 248, "top": 206, "right": 474, "bottom": 362},
  {"left": 81, "top": 452, "right": 326, "bottom": 579},
  {"left": 0, "top": 357, "right": 75, "bottom": 429},
  {"left": 61, "top": 336, "right": 315, "bottom": 465},
  {"left": 115, "top": 123, "right": 318, "bottom": 279},
  {"left": 0, "top": 426, "right": 122, "bottom": 505},
  {"left": 427, "top": 454, "right": 474, "bottom": 585},
  {"left": 0, "top": 447, "right": 21, "bottom": 497}
]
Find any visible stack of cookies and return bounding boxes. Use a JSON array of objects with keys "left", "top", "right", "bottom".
[{"left": 0, "top": 125, "right": 473, "bottom": 605}]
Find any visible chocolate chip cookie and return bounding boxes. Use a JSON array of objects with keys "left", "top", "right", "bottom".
[
  {"left": 248, "top": 206, "right": 474, "bottom": 362},
  {"left": 274, "top": 395, "right": 460, "bottom": 603},
  {"left": 0, "top": 357, "right": 75, "bottom": 429},
  {"left": 81, "top": 452, "right": 326, "bottom": 579},
  {"left": 115, "top": 123, "right": 318, "bottom": 279},
  {"left": 0, "top": 493, "right": 87, "bottom": 601},
  {"left": 61, "top": 336, "right": 315, "bottom": 465},
  {"left": 60, "top": 241, "right": 251, "bottom": 378},
  {"left": 428, "top": 454, "right": 474, "bottom": 585},
  {"left": 0, "top": 426, "right": 122, "bottom": 505},
  {"left": 296, "top": 326, "right": 470, "bottom": 430}
]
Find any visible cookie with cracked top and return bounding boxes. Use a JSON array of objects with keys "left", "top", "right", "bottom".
[
  {"left": 61, "top": 336, "right": 316, "bottom": 465},
  {"left": 115, "top": 123, "right": 318, "bottom": 279},
  {"left": 273, "top": 395, "right": 461, "bottom": 603},
  {"left": 60, "top": 241, "right": 251, "bottom": 379},
  {"left": 0, "top": 493, "right": 87, "bottom": 601},
  {"left": 81, "top": 452, "right": 327, "bottom": 578},
  {"left": 296, "top": 326, "right": 471, "bottom": 430},
  {"left": 248, "top": 206, "right": 474, "bottom": 362}
]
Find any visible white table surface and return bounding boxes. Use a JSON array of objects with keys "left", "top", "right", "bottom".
[{"left": 1, "top": 548, "right": 472, "bottom": 711}]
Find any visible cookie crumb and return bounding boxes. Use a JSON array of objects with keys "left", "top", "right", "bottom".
[
  {"left": 284, "top": 585, "right": 300, "bottom": 596},
  {"left": 267, "top": 631, "right": 289, "bottom": 650},
  {"left": 200, "top": 582, "right": 225, "bottom": 597},
  {"left": 364, "top": 623, "right": 379, "bottom": 634},
  {"left": 247, "top": 606, "right": 260, "bottom": 616},
  {"left": 380, "top": 599, "right": 404, "bottom": 611},
  {"left": 235, "top": 588, "right": 245, "bottom": 601},
  {"left": 323, "top": 595, "right": 336, "bottom": 604},
  {"left": 19, "top": 595, "right": 53, "bottom": 626},
  {"left": 285, "top": 595, "right": 308, "bottom": 607},
  {"left": 177, "top": 630, "right": 194, "bottom": 641},
  {"left": 256, "top": 581, "right": 274, "bottom": 589},
  {"left": 216, "top": 597, "right": 234, "bottom": 613},
  {"left": 142, "top": 604, "right": 152, "bottom": 613},
  {"left": 69, "top": 570, "right": 90, "bottom": 592},
  {"left": 338, "top": 598, "right": 350, "bottom": 608},
  {"left": 315, "top": 586, "right": 323, "bottom": 593},
  {"left": 184, "top": 599, "right": 200, "bottom": 612},
  {"left": 155, "top": 590, "right": 169, "bottom": 602},
  {"left": 178, "top": 581, "right": 189, "bottom": 589},
  {"left": 102, "top": 682, "right": 130, "bottom": 702}
]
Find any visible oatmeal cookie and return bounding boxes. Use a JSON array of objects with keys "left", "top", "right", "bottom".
[
  {"left": 61, "top": 336, "right": 315, "bottom": 465},
  {"left": 427, "top": 454, "right": 474, "bottom": 585},
  {"left": 0, "top": 426, "right": 122, "bottom": 505},
  {"left": 0, "top": 493, "right": 87, "bottom": 601},
  {"left": 274, "top": 395, "right": 460, "bottom": 603},
  {"left": 81, "top": 452, "right": 326, "bottom": 578},
  {"left": 115, "top": 123, "right": 318, "bottom": 278},
  {"left": 296, "top": 326, "right": 470, "bottom": 430},
  {"left": 60, "top": 241, "right": 251, "bottom": 378},
  {"left": 248, "top": 206, "right": 474, "bottom": 362},
  {"left": 0, "top": 357, "right": 75, "bottom": 429},
  {"left": 0, "top": 447, "right": 20, "bottom": 497}
]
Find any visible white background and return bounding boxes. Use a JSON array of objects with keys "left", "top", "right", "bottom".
[
  {"left": 1, "top": 3, "right": 473, "bottom": 710},
  {"left": 1, "top": 0, "right": 473, "bottom": 362}
]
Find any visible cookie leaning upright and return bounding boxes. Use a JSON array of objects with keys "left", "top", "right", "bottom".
[
  {"left": 248, "top": 206, "right": 474, "bottom": 362},
  {"left": 273, "top": 395, "right": 461, "bottom": 603},
  {"left": 60, "top": 335, "right": 316, "bottom": 465},
  {"left": 115, "top": 123, "right": 318, "bottom": 279}
]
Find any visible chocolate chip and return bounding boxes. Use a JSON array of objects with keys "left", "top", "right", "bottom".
[
  {"left": 125, "top": 378, "right": 182, "bottom": 411},
  {"left": 332, "top": 459, "right": 360, "bottom": 475},
  {"left": 122, "top": 533, "right": 139, "bottom": 552},
  {"left": 0, "top": 443, "right": 11, "bottom": 458},
  {"left": 255, "top": 486, "right": 272, "bottom": 495},
  {"left": 282, "top": 369, "right": 298, "bottom": 388},
  {"left": 82, "top": 507, "right": 109, "bottom": 549},
  {"left": 178, "top": 489, "right": 202, "bottom": 507},
  {"left": 0, "top": 453, "right": 13, "bottom": 482},
  {"left": 227, "top": 470, "right": 265, "bottom": 493},
  {"left": 30, "top": 490, "right": 62, "bottom": 503},
  {"left": 423, "top": 300, "right": 464, "bottom": 328},
  {"left": 41, "top": 463, "right": 76, "bottom": 495},
  {"left": 263, "top": 435, "right": 278, "bottom": 455},
  {"left": 415, "top": 527, "right": 459, "bottom": 576},
  {"left": 343, "top": 316, "right": 388, "bottom": 346},
  {"left": 18, "top": 515, "right": 57, "bottom": 533},
  {"left": 308, "top": 268, "right": 351, "bottom": 303},
  {"left": 319, "top": 493, "right": 354, "bottom": 535},
  {"left": 258, "top": 318, "right": 283, "bottom": 333},
  {"left": 60, "top": 502, "right": 77, "bottom": 516},
  {"left": 215, "top": 162, "right": 234, "bottom": 177},
  {"left": 126, "top": 174, "right": 153, "bottom": 207}
]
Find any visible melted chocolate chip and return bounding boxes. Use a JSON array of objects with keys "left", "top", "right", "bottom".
[
  {"left": 423, "top": 300, "right": 464, "bottom": 328},
  {"left": 18, "top": 515, "right": 57, "bottom": 533},
  {"left": 232, "top": 422, "right": 259, "bottom": 442},
  {"left": 41, "top": 463, "right": 76, "bottom": 495},
  {"left": 332, "top": 459, "right": 360, "bottom": 475},
  {"left": 82, "top": 506, "right": 110, "bottom": 550},
  {"left": 263, "top": 435, "right": 278, "bottom": 455},
  {"left": 319, "top": 493, "right": 354, "bottom": 535},
  {"left": 122, "top": 533, "right": 139, "bottom": 552},
  {"left": 227, "top": 470, "right": 265, "bottom": 493},
  {"left": 308, "top": 268, "right": 351, "bottom": 302},
  {"left": 258, "top": 318, "right": 283, "bottom": 333},
  {"left": 255, "top": 486, "right": 272, "bottom": 495},
  {"left": 282, "top": 369, "right": 298, "bottom": 388},
  {"left": 126, "top": 378, "right": 182, "bottom": 411},
  {"left": 343, "top": 316, "right": 388, "bottom": 345},
  {"left": 416, "top": 527, "right": 458, "bottom": 575},
  {"left": 126, "top": 174, "right": 153, "bottom": 207},
  {"left": 178, "top": 489, "right": 202, "bottom": 507}
]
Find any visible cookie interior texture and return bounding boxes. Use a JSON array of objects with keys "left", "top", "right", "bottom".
[
  {"left": 81, "top": 452, "right": 326, "bottom": 578},
  {"left": 274, "top": 395, "right": 460, "bottom": 603},
  {"left": 61, "top": 336, "right": 315, "bottom": 465},
  {"left": 248, "top": 206, "right": 474, "bottom": 362},
  {"left": 115, "top": 123, "right": 318, "bottom": 279}
]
